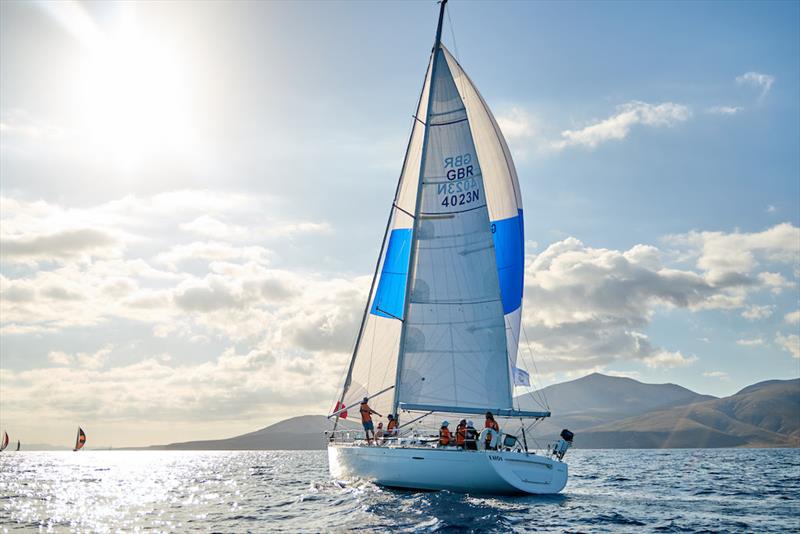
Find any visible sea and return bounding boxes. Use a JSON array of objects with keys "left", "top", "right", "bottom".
[{"left": 1, "top": 448, "right": 798, "bottom": 533}]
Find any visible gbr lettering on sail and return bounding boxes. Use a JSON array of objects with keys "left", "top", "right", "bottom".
[{"left": 438, "top": 152, "right": 480, "bottom": 208}]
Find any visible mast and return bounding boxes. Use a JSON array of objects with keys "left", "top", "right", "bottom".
[{"left": 391, "top": 0, "right": 449, "bottom": 419}]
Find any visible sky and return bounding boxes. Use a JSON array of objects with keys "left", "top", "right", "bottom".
[{"left": 1, "top": 0, "right": 798, "bottom": 447}]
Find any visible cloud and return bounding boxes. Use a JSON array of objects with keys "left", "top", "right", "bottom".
[
  {"left": 741, "top": 304, "right": 774, "bottom": 321},
  {"left": 46, "top": 345, "right": 113, "bottom": 369},
  {"left": 665, "top": 223, "right": 800, "bottom": 285},
  {"left": 551, "top": 101, "right": 691, "bottom": 150},
  {"left": 785, "top": 310, "right": 800, "bottom": 325},
  {"left": 47, "top": 351, "right": 72, "bottom": 365},
  {"left": 642, "top": 350, "right": 697, "bottom": 369},
  {"left": 766, "top": 205, "right": 776, "bottom": 213},
  {"left": 736, "top": 71, "right": 775, "bottom": 101},
  {"left": 736, "top": 337, "right": 764, "bottom": 346},
  {"left": 702, "top": 371, "right": 729, "bottom": 380},
  {"left": 0, "top": 228, "right": 119, "bottom": 262},
  {"left": 180, "top": 215, "right": 247, "bottom": 240},
  {"left": 497, "top": 107, "right": 536, "bottom": 140},
  {"left": 775, "top": 333, "right": 800, "bottom": 359},
  {"left": 707, "top": 106, "right": 744, "bottom": 115},
  {"left": 156, "top": 241, "right": 272, "bottom": 271}
]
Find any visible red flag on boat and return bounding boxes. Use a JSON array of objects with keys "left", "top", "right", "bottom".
[{"left": 334, "top": 401, "right": 348, "bottom": 419}]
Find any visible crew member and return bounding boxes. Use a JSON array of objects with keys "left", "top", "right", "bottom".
[
  {"left": 360, "top": 397, "right": 382, "bottom": 444},
  {"left": 385, "top": 414, "right": 399, "bottom": 443},
  {"left": 438, "top": 421, "right": 451, "bottom": 446},
  {"left": 455, "top": 419, "right": 467, "bottom": 448},
  {"left": 484, "top": 411, "right": 500, "bottom": 450},
  {"left": 464, "top": 420, "right": 478, "bottom": 450}
]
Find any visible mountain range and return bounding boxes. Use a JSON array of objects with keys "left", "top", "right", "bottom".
[{"left": 141, "top": 373, "right": 799, "bottom": 450}]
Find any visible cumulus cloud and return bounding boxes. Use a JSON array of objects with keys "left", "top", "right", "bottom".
[
  {"left": 736, "top": 71, "right": 775, "bottom": 101},
  {"left": 521, "top": 224, "right": 798, "bottom": 376},
  {"left": 665, "top": 223, "right": 800, "bottom": 285},
  {"left": 0, "top": 228, "right": 119, "bottom": 262},
  {"left": 707, "top": 106, "right": 744, "bottom": 115},
  {"left": 551, "top": 101, "right": 691, "bottom": 150},
  {"left": 785, "top": 310, "right": 800, "bottom": 325},
  {"left": 775, "top": 333, "right": 800, "bottom": 359}
]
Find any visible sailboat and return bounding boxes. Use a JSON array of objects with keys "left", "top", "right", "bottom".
[
  {"left": 327, "top": 0, "right": 572, "bottom": 495},
  {"left": 0, "top": 431, "right": 8, "bottom": 452},
  {"left": 73, "top": 427, "right": 86, "bottom": 451},
  {"left": 15, "top": 440, "right": 20, "bottom": 452}
]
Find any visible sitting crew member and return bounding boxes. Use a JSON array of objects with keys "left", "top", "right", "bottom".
[
  {"left": 464, "top": 420, "right": 478, "bottom": 450},
  {"left": 384, "top": 414, "right": 398, "bottom": 443},
  {"left": 375, "top": 422, "right": 384, "bottom": 441},
  {"left": 438, "top": 421, "right": 451, "bottom": 446},
  {"left": 360, "top": 397, "right": 382, "bottom": 444},
  {"left": 484, "top": 411, "right": 500, "bottom": 450},
  {"left": 455, "top": 419, "right": 467, "bottom": 448}
]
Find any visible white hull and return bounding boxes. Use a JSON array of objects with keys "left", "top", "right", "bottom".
[{"left": 328, "top": 444, "right": 567, "bottom": 495}]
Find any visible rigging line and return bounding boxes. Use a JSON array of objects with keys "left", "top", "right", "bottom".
[
  {"left": 446, "top": 2, "right": 460, "bottom": 63},
  {"left": 521, "top": 319, "right": 550, "bottom": 410},
  {"left": 507, "top": 313, "right": 549, "bottom": 411},
  {"left": 511, "top": 306, "right": 549, "bottom": 410}
]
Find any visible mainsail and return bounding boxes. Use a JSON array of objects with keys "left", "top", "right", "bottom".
[
  {"left": 334, "top": 3, "right": 543, "bottom": 422},
  {"left": 74, "top": 427, "right": 86, "bottom": 451},
  {"left": 0, "top": 431, "right": 8, "bottom": 451}
]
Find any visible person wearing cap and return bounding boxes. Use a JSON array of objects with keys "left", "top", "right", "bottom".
[
  {"left": 438, "top": 421, "right": 451, "bottom": 446},
  {"left": 359, "top": 397, "right": 382, "bottom": 444},
  {"left": 484, "top": 411, "right": 500, "bottom": 450},
  {"left": 464, "top": 420, "right": 478, "bottom": 450},
  {"left": 455, "top": 419, "right": 467, "bottom": 448}
]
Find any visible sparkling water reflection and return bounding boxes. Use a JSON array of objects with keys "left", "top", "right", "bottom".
[{"left": 1, "top": 449, "right": 798, "bottom": 532}]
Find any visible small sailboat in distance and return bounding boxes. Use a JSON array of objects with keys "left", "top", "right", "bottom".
[
  {"left": 0, "top": 431, "right": 8, "bottom": 452},
  {"left": 73, "top": 427, "right": 86, "bottom": 451},
  {"left": 327, "top": 0, "right": 572, "bottom": 495},
  {"left": 16, "top": 440, "right": 20, "bottom": 452}
]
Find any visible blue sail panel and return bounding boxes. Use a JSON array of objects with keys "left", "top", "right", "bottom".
[
  {"left": 371, "top": 228, "right": 412, "bottom": 319},
  {"left": 491, "top": 209, "right": 524, "bottom": 314}
]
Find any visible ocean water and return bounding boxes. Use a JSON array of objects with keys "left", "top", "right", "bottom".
[{"left": 1, "top": 448, "right": 798, "bottom": 533}]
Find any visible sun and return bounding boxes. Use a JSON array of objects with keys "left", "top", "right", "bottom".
[{"left": 42, "top": 1, "right": 197, "bottom": 173}]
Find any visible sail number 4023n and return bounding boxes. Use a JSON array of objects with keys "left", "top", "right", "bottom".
[{"left": 439, "top": 153, "right": 480, "bottom": 208}]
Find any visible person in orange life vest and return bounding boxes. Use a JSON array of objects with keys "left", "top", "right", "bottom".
[
  {"left": 384, "top": 414, "right": 399, "bottom": 443},
  {"left": 360, "top": 397, "right": 382, "bottom": 444},
  {"left": 484, "top": 411, "right": 499, "bottom": 450},
  {"left": 455, "top": 419, "right": 467, "bottom": 448},
  {"left": 438, "top": 421, "right": 451, "bottom": 446}
]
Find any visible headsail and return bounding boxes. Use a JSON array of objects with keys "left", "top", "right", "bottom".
[
  {"left": 74, "top": 427, "right": 86, "bottom": 451},
  {"left": 0, "top": 431, "right": 8, "bottom": 451}
]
